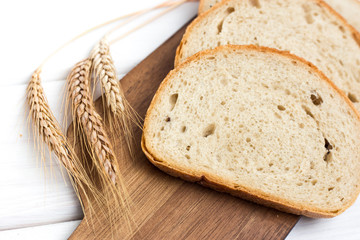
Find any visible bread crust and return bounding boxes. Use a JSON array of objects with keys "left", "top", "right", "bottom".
[
  {"left": 143, "top": 45, "right": 360, "bottom": 218},
  {"left": 198, "top": 0, "right": 221, "bottom": 15},
  {"left": 175, "top": 0, "right": 360, "bottom": 67},
  {"left": 198, "top": 0, "right": 360, "bottom": 16}
]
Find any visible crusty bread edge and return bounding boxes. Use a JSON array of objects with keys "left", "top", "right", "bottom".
[
  {"left": 144, "top": 45, "right": 360, "bottom": 218},
  {"left": 198, "top": 0, "right": 223, "bottom": 15},
  {"left": 197, "top": 0, "right": 207, "bottom": 14},
  {"left": 198, "top": 0, "right": 360, "bottom": 16},
  {"left": 175, "top": 0, "right": 360, "bottom": 67}
]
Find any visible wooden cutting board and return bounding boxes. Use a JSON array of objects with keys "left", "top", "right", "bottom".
[{"left": 67, "top": 21, "right": 300, "bottom": 240}]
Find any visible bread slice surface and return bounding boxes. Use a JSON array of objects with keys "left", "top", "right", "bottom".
[
  {"left": 324, "top": 0, "right": 360, "bottom": 31},
  {"left": 176, "top": 0, "right": 360, "bottom": 111},
  {"left": 143, "top": 45, "right": 360, "bottom": 218},
  {"left": 198, "top": 0, "right": 360, "bottom": 33}
]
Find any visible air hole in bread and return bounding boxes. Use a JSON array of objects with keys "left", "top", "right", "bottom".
[
  {"left": 203, "top": 123, "right": 216, "bottom": 137},
  {"left": 250, "top": 0, "right": 261, "bottom": 8},
  {"left": 256, "top": 167, "right": 263, "bottom": 171},
  {"left": 302, "top": 4, "right": 314, "bottom": 24},
  {"left": 221, "top": 78, "right": 228, "bottom": 86},
  {"left": 297, "top": 182, "right": 303, "bottom": 186},
  {"left": 347, "top": 92, "right": 358, "bottom": 103},
  {"left": 181, "top": 126, "right": 187, "bottom": 133},
  {"left": 325, "top": 138, "right": 333, "bottom": 150},
  {"left": 324, "top": 138, "right": 333, "bottom": 162},
  {"left": 299, "top": 123, "right": 305, "bottom": 128},
  {"left": 165, "top": 117, "right": 171, "bottom": 122},
  {"left": 186, "top": 145, "right": 191, "bottom": 151},
  {"left": 328, "top": 187, "right": 335, "bottom": 191},
  {"left": 226, "top": 7, "right": 235, "bottom": 14},
  {"left": 246, "top": 137, "right": 251, "bottom": 143},
  {"left": 336, "top": 177, "right": 341, "bottom": 182},
  {"left": 169, "top": 93, "right": 178, "bottom": 111},
  {"left": 311, "top": 180, "right": 317, "bottom": 186},
  {"left": 217, "top": 20, "right": 224, "bottom": 34},
  {"left": 262, "top": 83, "right": 269, "bottom": 89},
  {"left": 277, "top": 105, "right": 286, "bottom": 111},
  {"left": 207, "top": 56, "right": 215, "bottom": 60},
  {"left": 185, "top": 154, "right": 190, "bottom": 159},
  {"left": 302, "top": 106, "right": 314, "bottom": 119},
  {"left": 274, "top": 112, "right": 282, "bottom": 119},
  {"left": 310, "top": 91, "right": 323, "bottom": 105},
  {"left": 269, "top": 163, "right": 273, "bottom": 167},
  {"left": 339, "top": 59, "right": 344, "bottom": 66},
  {"left": 285, "top": 167, "right": 289, "bottom": 171},
  {"left": 200, "top": 96, "right": 203, "bottom": 100},
  {"left": 160, "top": 126, "right": 164, "bottom": 131},
  {"left": 339, "top": 26, "right": 345, "bottom": 33},
  {"left": 221, "top": 101, "right": 226, "bottom": 105},
  {"left": 310, "top": 161, "right": 315, "bottom": 169}
]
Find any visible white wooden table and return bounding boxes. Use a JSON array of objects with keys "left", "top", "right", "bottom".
[{"left": 0, "top": 0, "right": 359, "bottom": 239}]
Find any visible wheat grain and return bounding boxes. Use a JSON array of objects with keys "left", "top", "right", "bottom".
[
  {"left": 67, "top": 59, "right": 119, "bottom": 183},
  {"left": 27, "top": 71, "right": 75, "bottom": 171},
  {"left": 67, "top": 58, "right": 134, "bottom": 232},
  {"left": 26, "top": 69, "right": 101, "bottom": 216},
  {"left": 90, "top": 38, "right": 141, "bottom": 157},
  {"left": 91, "top": 38, "right": 124, "bottom": 114}
]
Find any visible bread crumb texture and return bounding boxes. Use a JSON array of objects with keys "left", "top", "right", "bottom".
[
  {"left": 144, "top": 46, "right": 360, "bottom": 217},
  {"left": 178, "top": 0, "right": 360, "bottom": 111}
]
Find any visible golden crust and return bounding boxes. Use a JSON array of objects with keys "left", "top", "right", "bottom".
[
  {"left": 143, "top": 45, "right": 360, "bottom": 218},
  {"left": 198, "top": 0, "right": 360, "bottom": 15},
  {"left": 175, "top": 0, "right": 360, "bottom": 67}
]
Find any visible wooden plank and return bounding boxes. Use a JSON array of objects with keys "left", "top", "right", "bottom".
[{"left": 68, "top": 21, "right": 300, "bottom": 240}]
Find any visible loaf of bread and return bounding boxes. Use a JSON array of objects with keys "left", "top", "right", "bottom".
[
  {"left": 175, "top": 0, "right": 360, "bottom": 112},
  {"left": 142, "top": 45, "right": 360, "bottom": 218},
  {"left": 198, "top": 0, "right": 360, "bottom": 32}
]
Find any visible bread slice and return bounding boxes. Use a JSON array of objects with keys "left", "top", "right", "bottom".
[
  {"left": 176, "top": 0, "right": 360, "bottom": 111},
  {"left": 324, "top": 0, "right": 360, "bottom": 31},
  {"left": 142, "top": 45, "right": 360, "bottom": 218},
  {"left": 198, "top": 0, "right": 360, "bottom": 32}
]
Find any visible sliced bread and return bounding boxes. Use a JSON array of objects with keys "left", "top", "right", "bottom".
[
  {"left": 142, "top": 45, "right": 360, "bottom": 218},
  {"left": 198, "top": 0, "right": 360, "bottom": 32},
  {"left": 324, "top": 0, "right": 360, "bottom": 31},
  {"left": 175, "top": 0, "right": 360, "bottom": 111}
]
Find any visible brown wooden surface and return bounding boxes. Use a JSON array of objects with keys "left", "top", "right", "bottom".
[{"left": 68, "top": 22, "right": 300, "bottom": 240}]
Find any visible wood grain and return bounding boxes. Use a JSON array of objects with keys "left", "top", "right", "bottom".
[{"left": 68, "top": 21, "right": 300, "bottom": 240}]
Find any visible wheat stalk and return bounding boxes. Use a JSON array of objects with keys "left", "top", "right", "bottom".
[
  {"left": 26, "top": 70, "right": 102, "bottom": 216},
  {"left": 67, "top": 59, "right": 133, "bottom": 231},
  {"left": 67, "top": 59, "right": 120, "bottom": 183},
  {"left": 90, "top": 38, "right": 141, "bottom": 157},
  {"left": 91, "top": 38, "right": 124, "bottom": 114}
]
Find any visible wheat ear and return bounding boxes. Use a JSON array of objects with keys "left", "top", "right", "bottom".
[
  {"left": 26, "top": 70, "right": 101, "bottom": 217},
  {"left": 90, "top": 38, "right": 141, "bottom": 157},
  {"left": 67, "top": 59, "right": 133, "bottom": 230}
]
